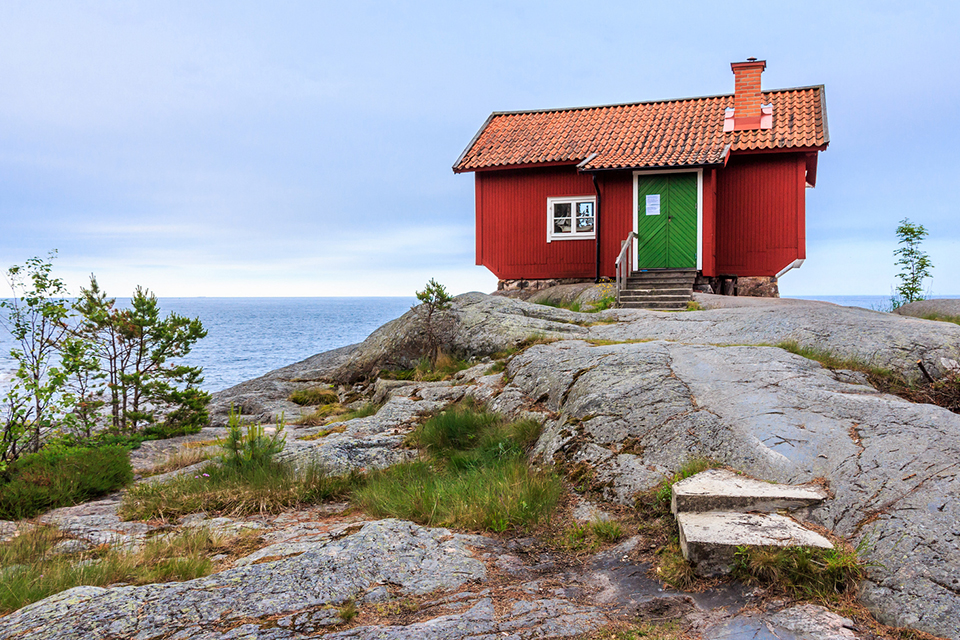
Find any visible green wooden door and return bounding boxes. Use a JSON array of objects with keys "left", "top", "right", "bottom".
[{"left": 636, "top": 173, "right": 698, "bottom": 269}]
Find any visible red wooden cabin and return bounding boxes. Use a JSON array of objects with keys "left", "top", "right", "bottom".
[{"left": 453, "top": 59, "right": 829, "bottom": 295}]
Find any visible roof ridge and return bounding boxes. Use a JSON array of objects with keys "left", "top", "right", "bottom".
[{"left": 489, "top": 85, "right": 825, "bottom": 118}]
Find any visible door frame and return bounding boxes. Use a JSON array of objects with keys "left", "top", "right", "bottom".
[{"left": 632, "top": 168, "right": 703, "bottom": 271}]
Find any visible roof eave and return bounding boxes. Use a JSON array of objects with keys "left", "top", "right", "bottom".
[{"left": 451, "top": 112, "right": 495, "bottom": 174}]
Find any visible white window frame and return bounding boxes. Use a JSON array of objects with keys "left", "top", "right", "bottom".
[{"left": 546, "top": 196, "right": 597, "bottom": 243}]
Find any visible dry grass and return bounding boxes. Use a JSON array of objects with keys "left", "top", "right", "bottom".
[
  {"left": 145, "top": 445, "right": 215, "bottom": 476},
  {"left": 0, "top": 524, "right": 262, "bottom": 614},
  {"left": 298, "top": 425, "right": 347, "bottom": 441},
  {"left": 295, "top": 403, "right": 346, "bottom": 426},
  {"left": 121, "top": 462, "right": 363, "bottom": 521},
  {"left": 586, "top": 620, "right": 693, "bottom": 640},
  {"left": 289, "top": 387, "right": 339, "bottom": 406},
  {"left": 777, "top": 340, "right": 960, "bottom": 413}
]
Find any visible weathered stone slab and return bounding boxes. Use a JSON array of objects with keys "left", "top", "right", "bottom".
[
  {"left": 671, "top": 469, "right": 827, "bottom": 515},
  {"left": 678, "top": 511, "right": 833, "bottom": 577}
]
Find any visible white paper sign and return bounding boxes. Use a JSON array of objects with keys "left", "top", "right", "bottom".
[{"left": 645, "top": 194, "right": 661, "bottom": 216}]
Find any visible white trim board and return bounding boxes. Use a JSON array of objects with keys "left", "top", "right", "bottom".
[{"left": 631, "top": 169, "right": 703, "bottom": 272}]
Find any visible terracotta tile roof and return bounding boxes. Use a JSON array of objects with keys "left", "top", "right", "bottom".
[{"left": 453, "top": 86, "right": 828, "bottom": 173}]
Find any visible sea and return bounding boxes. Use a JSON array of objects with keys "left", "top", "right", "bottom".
[
  {"left": 0, "top": 297, "right": 416, "bottom": 394},
  {"left": 0, "top": 294, "right": 956, "bottom": 394}
]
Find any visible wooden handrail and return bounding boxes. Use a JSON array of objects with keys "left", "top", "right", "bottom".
[{"left": 614, "top": 232, "right": 637, "bottom": 307}]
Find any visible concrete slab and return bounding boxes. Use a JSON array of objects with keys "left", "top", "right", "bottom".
[
  {"left": 671, "top": 469, "right": 827, "bottom": 514},
  {"left": 677, "top": 511, "right": 833, "bottom": 577}
]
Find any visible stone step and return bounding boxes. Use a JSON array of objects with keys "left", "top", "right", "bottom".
[
  {"left": 620, "top": 289, "right": 690, "bottom": 300},
  {"left": 620, "top": 301, "right": 689, "bottom": 310},
  {"left": 625, "top": 277, "right": 697, "bottom": 285},
  {"left": 677, "top": 511, "right": 833, "bottom": 577},
  {"left": 671, "top": 469, "right": 828, "bottom": 515}
]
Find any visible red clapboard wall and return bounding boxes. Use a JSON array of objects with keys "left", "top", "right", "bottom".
[
  {"left": 475, "top": 166, "right": 633, "bottom": 280},
  {"left": 715, "top": 153, "right": 807, "bottom": 276}
]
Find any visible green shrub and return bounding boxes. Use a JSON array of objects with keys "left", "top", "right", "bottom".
[
  {"left": 289, "top": 387, "right": 339, "bottom": 406},
  {"left": 143, "top": 419, "right": 202, "bottom": 440},
  {"left": 217, "top": 409, "right": 285, "bottom": 470},
  {"left": 0, "top": 445, "right": 133, "bottom": 519}
]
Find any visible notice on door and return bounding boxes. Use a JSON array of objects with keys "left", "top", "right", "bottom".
[{"left": 645, "top": 194, "right": 661, "bottom": 216}]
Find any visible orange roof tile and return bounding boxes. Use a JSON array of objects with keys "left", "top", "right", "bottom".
[{"left": 453, "top": 86, "right": 828, "bottom": 173}]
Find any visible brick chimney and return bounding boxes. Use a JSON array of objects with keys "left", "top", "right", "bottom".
[{"left": 725, "top": 58, "right": 772, "bottom": 132}]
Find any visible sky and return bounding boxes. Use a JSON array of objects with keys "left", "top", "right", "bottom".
[{"left": 1, "top": 1, "right": 958, "bottom": 297}]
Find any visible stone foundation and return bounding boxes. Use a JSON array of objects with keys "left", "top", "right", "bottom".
[
  {"left": 694, "top": 275, "right": 779, "bottom": 298},
  {"left": 496, "top": 278, "right": 594, "bottom": 296}
]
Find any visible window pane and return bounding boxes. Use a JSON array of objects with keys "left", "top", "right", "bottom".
[
  {"left": 553, "top": 203, "right": 571, "bottom": 234},
  {"left": 576, "top": 202, "right": 594, "bottom": 233}
]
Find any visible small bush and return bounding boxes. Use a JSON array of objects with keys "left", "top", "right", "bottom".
[
  {"left": 0, "top": 445, "right": 133, "bottom": 519},
  {"left": 218, "top": 409, "right": 285, "bottom": 471},
  {"left": 142, "top": 421, "right": 202, "bottom": 440},
  {"left": 289, "top": 387, "right": 339, "bottom": 406},
  {"left": 731, "top": 544, "right": 866, "bottom": 600}
]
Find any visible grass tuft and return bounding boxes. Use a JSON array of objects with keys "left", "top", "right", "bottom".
[
  {"left": 654, "top": 539, "right": 698, "bottom": 591},
  {"left": 555, "top": 519, "right": 624, "bottom": 552},
  {"left": 731, "top": 543, "right": 866, "bottom": 600},
  {"left": 353, "top": 403, "right": 558, "bottom": 533},
  {"left": 295, "top": 403, "right": 346, "bottom": 426},
  {"left": 380, "top": 353, "right": 471, "bottom": 383},
  {"left": 298, "top": 425, "right": 347, "bottom": 441},
  {"left": 332, "top": 402, "right": 382, "bottom": 423},
  {"left": 289, "top": 387, "right": 339, "bottom": 406},
  {"left": 338, "top": 598, "right": 358, "bottom": 622}
]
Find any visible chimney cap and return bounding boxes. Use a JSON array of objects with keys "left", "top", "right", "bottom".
[{"left": 731, "top": 58, "right": 767, "bottom": 72}]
